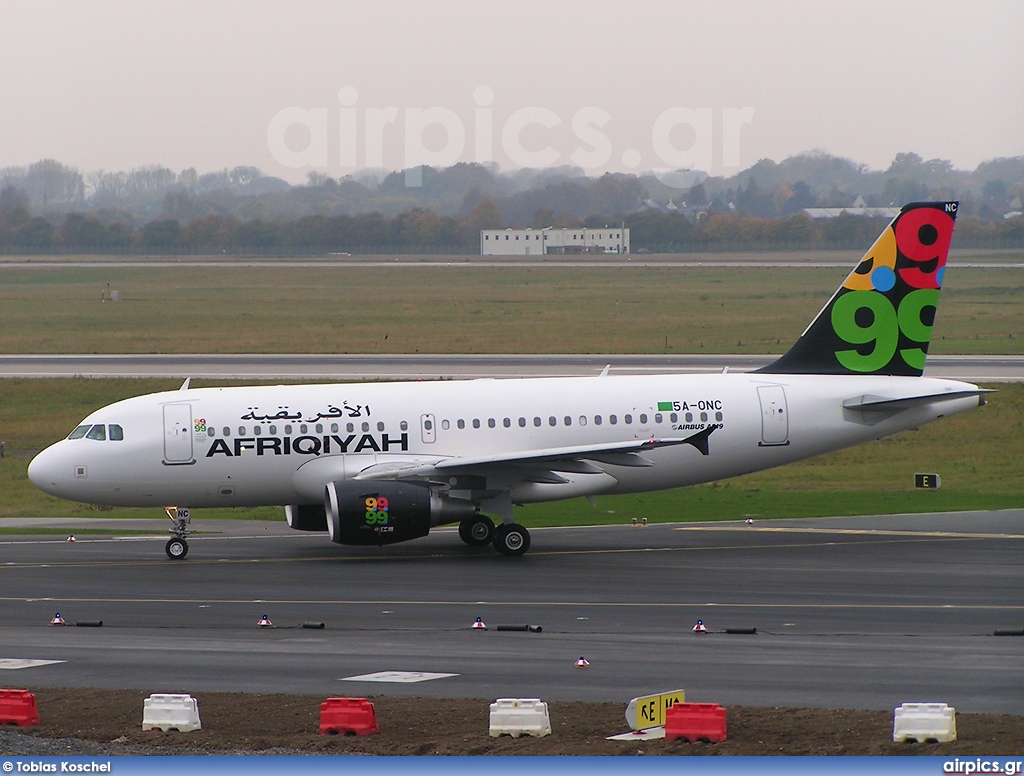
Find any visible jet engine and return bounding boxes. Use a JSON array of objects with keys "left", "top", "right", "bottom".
[
  {"left": 284, "top": 504, "right": 328, "bottom": 532},
  {"left": 324, "top": 480, "right": 478, "bottom": 546}
]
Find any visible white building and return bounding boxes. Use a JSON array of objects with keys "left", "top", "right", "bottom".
[{"left": 481, "top": 227, "right": 630, "bottom": 256}]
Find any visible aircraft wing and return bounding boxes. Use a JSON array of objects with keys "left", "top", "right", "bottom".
[{"left": 353, "top": 425, "right": 717, "bottom": 483}]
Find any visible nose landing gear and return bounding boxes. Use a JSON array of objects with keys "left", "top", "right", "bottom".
[{"left": 165, "top": 506, "right": 191, "bottom": 559}]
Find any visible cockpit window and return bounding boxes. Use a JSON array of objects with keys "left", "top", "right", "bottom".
[
  {"left": 85, "top": 424, "right": 107, "bottom": 441},
  {"left": 109, "top": 424, "right": 124, "bottom": 441},
  {"left": 67, "top": 425, "right": 90, "bottom": 440}
]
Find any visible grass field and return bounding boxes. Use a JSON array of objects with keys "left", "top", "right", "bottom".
[
  {"left": 1, "top": 378, "right": 1020, "bottom": 524},
  {"left": 0, "top": 260, "right": 1021, "bottom": 355}
]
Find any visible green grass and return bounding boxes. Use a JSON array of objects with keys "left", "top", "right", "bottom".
[
  {"left": 2, "top": 379, "right": 1020, "bottom": 524},
  {"left": 0, "top": 262, "right": 1020, "bottom": 355}
]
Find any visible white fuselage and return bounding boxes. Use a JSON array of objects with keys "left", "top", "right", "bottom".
[{"left": 28, "top": 372, "right": 982, "bottom": 510}]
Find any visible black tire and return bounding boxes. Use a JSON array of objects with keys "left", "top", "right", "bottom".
[
  {"left": 165, "top": 537, "right": 188, "bottom": 559},
  {"left": 458, "top": 515, "right": 495, "bottom": 547},
  {"left": 492, "top": 523, "right": 530, "bottom": 556}
]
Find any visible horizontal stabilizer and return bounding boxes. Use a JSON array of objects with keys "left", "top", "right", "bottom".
[{"left": 842, "top": 389, "right": 992, "bottom": 412}]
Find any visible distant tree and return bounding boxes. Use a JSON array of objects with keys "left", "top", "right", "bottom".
[
  {"left": 139, "top": 219, "right": 182, "bottom": 248},
  {"left": 24, "top": 159, "right": 85, "bottom": 207},
  {"left": 461, "top": 200, "right": 502, "bottom": 233}
]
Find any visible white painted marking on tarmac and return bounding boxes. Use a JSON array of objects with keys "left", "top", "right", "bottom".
[
  {"left": 0, "top": 659, "right": 65, "bottom": 670},
  {"left": 341, "top": 671, "right": 457, "bottom": 683},
  {"left": 607, "top": 726, "right": 665, "bottom": 741}
]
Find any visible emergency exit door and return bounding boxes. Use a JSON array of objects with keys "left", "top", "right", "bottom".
[
  {"left": 163, "top": 404, "right": 195, "bottom": 464},
  {"left": 757, "top": 385, "right": 790, "bottom": 446}
]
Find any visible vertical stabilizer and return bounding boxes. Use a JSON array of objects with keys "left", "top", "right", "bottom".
[{"left": 758, "top": 201, "right": 958, "bottom": 376}]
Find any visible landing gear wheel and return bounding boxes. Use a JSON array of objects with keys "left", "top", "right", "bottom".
[
  {"left": 493, "top": 523, "right": 530, "bottom": 556},
  {"left": 165, "top": 537, "right": 188, "bottom": 560},
  {"left": 459, "top": 515, "right": 495, "bottom": 547}
]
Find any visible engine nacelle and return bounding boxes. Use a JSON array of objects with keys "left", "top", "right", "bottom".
[
  {"left": 285, "top": 504, "right": 328, "bottom": 532},
  {"left": 325, "top": 481, "right": 477, "bottom": 546}
]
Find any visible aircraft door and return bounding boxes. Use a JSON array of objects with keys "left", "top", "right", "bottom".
[
  {"left": 420, "top": 413, "right": 436, "bottom": 444},
  {"left": 757, "top": 385, "right": 790, "bottom": 447},
  {"left": 163, "top": 403, "right": 195, "bottom": 464}
]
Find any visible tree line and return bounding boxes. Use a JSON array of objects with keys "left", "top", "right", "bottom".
[{"left": 2, "top": 185, "right": 1021, "bottom": 254}]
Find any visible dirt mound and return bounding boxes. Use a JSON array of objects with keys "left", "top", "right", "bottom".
[{"left": 3, "top": 688, "right": 1020, "bottom": 756}]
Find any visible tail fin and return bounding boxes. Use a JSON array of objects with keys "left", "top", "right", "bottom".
[{"left": 758, "top": 201, "right": 958, "bottom": 376}]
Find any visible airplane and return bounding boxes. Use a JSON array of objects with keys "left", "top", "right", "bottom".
[{"left": 28, "top": 201, "right": 987, "bottom": 559}]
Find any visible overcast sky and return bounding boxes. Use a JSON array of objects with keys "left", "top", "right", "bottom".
[{"left": 2, "top": 0, "right": 1022, "bottom": 184}]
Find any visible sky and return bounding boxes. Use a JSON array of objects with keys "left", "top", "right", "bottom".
[{"left": 2, "top": 0, "right": 1022, "bottom": 184}]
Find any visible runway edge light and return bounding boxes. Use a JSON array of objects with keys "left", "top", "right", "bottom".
[
  {"left": 575, "top": 657, "right": 589, "bottom": 668},
  {"left": 472, "top": 617, "right": 487, "bottom": 630},
  {"left": 257, "top": 614, "right": 273, "bottom": 627},
  {"left": 692, "top": 619, "right": 707, "bottom": 633},
  {"left": 50, "top": 613, "right": 65, "bottom": 625}
]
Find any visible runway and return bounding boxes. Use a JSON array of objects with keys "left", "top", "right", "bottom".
[
  {"left": 2, "top": 353, "right": 1022, "bottom": 381},
  {"left": 1, "top": 511, "right": 1022, "bottom": 713}
]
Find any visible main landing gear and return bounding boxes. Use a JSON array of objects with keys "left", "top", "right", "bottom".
[
  {"left": 165, "top": 506, "right": 191, "bottom": 560},
  {"left": 457, "top": 515, "right": 531, "bottom": 556}
]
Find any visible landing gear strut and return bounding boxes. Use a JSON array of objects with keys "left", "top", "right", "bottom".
[
  {"left": 165, "top": 506, "right": 190, "bottom": 560},
  {"left": 458, "top": 515, "right": 495, "bottom": 547}
]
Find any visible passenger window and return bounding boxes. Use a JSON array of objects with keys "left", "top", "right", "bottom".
[
  {"left": 109, "top": 424, "right": 124, "bottom": 441},
  {"left": 639, "top": 414, "right": 648, "bottom": 424},
  {"left": 68, "top": 425, "right": 90, "bottom": 440},
  {"left": 377, "top": 422, "right": 385, "bottom": 432},
  {"left": 316, "top": 424, "right": 324, "bottom": 434},
  {"left": 360, "top": 422, "right": 368, "bottom": 432},
  {"left": 269, "top": 425, "right": 277, "bottom": 434},
  {"left": 534, "top": 417, "right": 541, "bottom": 427},
  {"left": 548, "top": 416, "right": 556, "bottom": 427},
  {"left": 284, "top": 425, "right": 292, "bottom": 435},
  {"left": 238, "top": 426, "right": 246, "bottom": 436},
  {"left": 655, "top": 413, "right": 662, "bottom": 424},
  {"left": 700, "top": 412, "right": 708, "bottom": 422},
  {"left": 685, "top": 413, "right": 693, "bottom": 422},
  {"left": 518, "top": 417, "right": 526, "bottom": 427},
  {"left": 715, "top": 411, "right": 723, "bottom": 422},
  {"left": 624, "top": 414, "right": 632, "bottom": 424},
  {"left": 670, "top": 413, "right": 678, "bottom": 423},
  {"left": 346, "top": 423, "right": 353, "bottom": 433},
  {"left": 609, "top": 415, "right": 617, "bottom": 425},
  {"left": 400, "top": 421, "right": 408, "bottom": 431},
  {"left": 488, "top": 418, "right": 496, "bottom": 428},
  {"left": 207, "top": 427, "right": 215, "bottom": 437},
  {"left": 458, "top": 419, "right": 465, "bottom": 429},
  {"left": 473, "top": 419, "right": 481, "bottom": 429},
  {"left": 579, "top": 416, "right": 587, "bottom": 426},
  {"left": 564, "top": 416, "right": 572, "bottom": 426},
  {"left": 424, "top": 419, "right": 433, "bottom": 431},
  {"left": 223, "top": 427, "right": 231, "bottom": 437},
  {"left": 86, "top": 424, "right": 106, "bottom": 441},
  {"left": 331, "top": 423, "right": 338, "bottom": 433},
  {"left": 253, "top": 426, "right": 261, "bottom": 436},
  {"left": 594, "top": 415, "right": 602, "bottom": 425},
  {"left": 441, "top": 419, "right": 450, "bottom": 430},
  {"left": 503, "top": 418, "right": 511, "bottom": 428}
]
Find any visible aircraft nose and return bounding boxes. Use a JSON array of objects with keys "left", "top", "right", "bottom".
[{"left": 28, "top": 443, "right": 69, "bottom": 496}]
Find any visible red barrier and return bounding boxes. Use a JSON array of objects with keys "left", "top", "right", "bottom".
[
  {"left": 0, "top": 689, "right": 41, "bottom": 727},
  {"left": 665, "top": 702, "right": 727, "bottom": 743},
  {"left": 319, "top": 697, "right": 379, "bottom": 736}
]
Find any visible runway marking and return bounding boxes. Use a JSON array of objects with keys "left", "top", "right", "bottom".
[
  {"left": 1, "top": 530, "right": 1017, "bottom": 571},
  {"left": 0, "top": 659, "right": 65, "bottom": 670},
  {"left": 675, "top": 526, "right": 1024, "bottom": 540},
  {"left": 341, "top": 671, "right": 457, "bottom": 683},
  {"left": 0, "top": 595, "right": 1020, "bottom": 611}
]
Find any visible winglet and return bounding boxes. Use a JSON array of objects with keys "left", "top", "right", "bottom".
[{"left": 758, "top": 202, "right": 959, "bottom": 376}]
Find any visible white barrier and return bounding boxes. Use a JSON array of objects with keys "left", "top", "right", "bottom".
[
  {"left": 893, "top": 702, "right": 956, "bottom": 743},
  {"left": 489, "top": 698, "right": 551, "bottom": 738},
  {"left": 143, "top": 693, "right": 202, "bottom": 732}
]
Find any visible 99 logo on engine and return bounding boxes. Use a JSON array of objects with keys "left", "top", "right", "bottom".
[{"left": 365, "top": 496, "right": 389, "bottom": 525}]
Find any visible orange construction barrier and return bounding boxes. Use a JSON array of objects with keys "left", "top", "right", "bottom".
[
  {"left": 319, "top": 697, "right": 379, "bottom": 736},
  {"left": 665, "top": 702, "right": 727, "bottom": 743},
  {"left": 0, "top": 689, "right": 41, "bottom": 727}
]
